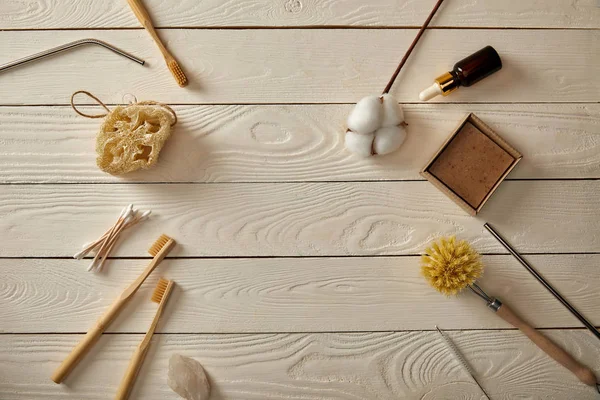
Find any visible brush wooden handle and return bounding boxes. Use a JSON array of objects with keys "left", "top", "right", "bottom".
[
  {"left": 496, "top": 303, "right": 598, "bottom": 387},
  {"left": 125, "top": 0, "right": 172, "bottom": 60},
  {"left": 50, "top": 296, "right": 127, "bottom": 383},
  {"left": 114, "top": 281, "right": 174, "bottom": 400}
]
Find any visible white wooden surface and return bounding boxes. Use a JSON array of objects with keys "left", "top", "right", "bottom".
[
  {"left": 2, "top": 331, "right": 600, "bottom": 400},
  {"left": 0, "top": 30, "right": 598, "bottom": 104},
  {"left": 2, "top": 255, "right": 599, "bottom": 333},
  {"left": 0, "top": 0, "right": 599, "bottom": 399},
  {"left": 0, "top": 104, "right": 598, "bottom": 183},
  {"left": 1, "top": 181, "right": 600, "bottom": 257},
  {"left": 1, "top": 0, "right": 599, "bottom": 28}
]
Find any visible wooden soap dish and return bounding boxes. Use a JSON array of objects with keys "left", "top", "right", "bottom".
[{"left": 421, "top": 113, "right": 522, "bottom": 216}]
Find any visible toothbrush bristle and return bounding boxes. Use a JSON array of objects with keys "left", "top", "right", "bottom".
[
  {"left": 151, "top": 278, "right": 171, "bottom": 303},
  {"left": 168, "top": 60, "right": 188, "bottom": 87},
  {"left": 148, "top": 234, "right": 174, "bottom": 256}
]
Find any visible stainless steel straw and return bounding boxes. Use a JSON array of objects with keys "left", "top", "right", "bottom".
[
  {"left": 484, "top": 222, "right": 600, "bottom": 341},
  {"left": 0, "top": 38, "right": 145, "bottom": 74},
  {"left": 435, "top": 326, "right": 491, "bottom": 400}
]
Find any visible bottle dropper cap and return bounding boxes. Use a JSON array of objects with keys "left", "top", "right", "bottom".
[
  {"left": 419, "top": 72, "right": 459, "bottom": 101},
  {"left": 419, "top": 83, "right": 442, "bottom": 101}
]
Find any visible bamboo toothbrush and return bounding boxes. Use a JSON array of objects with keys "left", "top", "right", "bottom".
[
  {"left": 421, "top": 236, "right": 600, "bottom": 393},
  {"left": 115, "top": 278, "right": 175, "bottom": 400},
  {"left": 125, "top": 0, "right": 188, "bottom": 87},
  {"left": 51, "top": 234, "right": 176, "bottom": 384}
]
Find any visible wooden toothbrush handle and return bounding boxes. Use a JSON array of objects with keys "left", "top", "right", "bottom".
[
  {"left": 496, "top": 303, "right": 598, "bottom": 387},
  {"left": 51, "top": 297, "right": 127, "bottom": 384},
  {"left": 114, "top": 281, "right": 173, "bottom": 400},
  {"left": 125, "top": 0, "right": 171, "bottom": 58},
  {"left": 114, "top": 337, "right": 151, "bottom": 400}
]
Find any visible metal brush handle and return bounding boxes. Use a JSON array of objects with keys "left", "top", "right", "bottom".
[{"left": 0, "top": 38, "right": 145, "bottom": 73}]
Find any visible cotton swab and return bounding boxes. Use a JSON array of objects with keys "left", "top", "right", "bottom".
[
  {"left": 89, "top": 205, "right": 134, "bottom": 271},
  {"left": 95, "top": 210, "right": 152, "bottom": 272},
  {"left": 75, "top": 205, "right": 152, "bottom": 272}
]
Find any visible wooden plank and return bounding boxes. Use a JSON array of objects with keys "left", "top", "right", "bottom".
[
  {"left": 1, "top": 0, "right": 599, "bottom": 29},
  {"left": 1, "top": 331, "right": 598, "bottom": 399},
  {"left": 1, "top": 103, "right": 598, "bottom": 183},
  {"left": 1, "top": 255, "right": 599, "bottom": 333},
  {"left": 0, "top": 30, "right": 597, "bottom": 104},
  {"left": 0, "top": 181, "right": 599, "bottom": 257}
]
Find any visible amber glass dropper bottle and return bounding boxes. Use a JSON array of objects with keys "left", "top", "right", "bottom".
[{"left": 419, "top": 46, "right": 502, "bottom": 101}]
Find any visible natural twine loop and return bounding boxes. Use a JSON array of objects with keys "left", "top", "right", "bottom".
[
  {"left": 70, "top": 90, "right": 178, "bottom": 126},
  {"left": 70, "top": 91, "right": 110, "bottom": 119}
]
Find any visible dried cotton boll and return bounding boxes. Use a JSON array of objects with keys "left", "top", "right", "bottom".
[
  {"left": 346, "top": 95, "right": 383, "bottom": 135},
  {"left": 373, "top": 125, "right": 407, "bottom": 155},
  {"left": 380, "top": 94, "right": 404, "bottom": 127},
  {"left": 344, "top": 93, "right": 407, "bottom": 157},
  {"left": 345, "top": 130, "right": 375, "bottom": 157}
]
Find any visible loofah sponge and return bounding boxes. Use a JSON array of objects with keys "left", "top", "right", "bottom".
[
  {"left": 96, "top": 102, "right": 176, "bottom": 175},
  {"left": 345, "top": 94, "right": 407, "bottom": 157},
  {"left": 421, "top": 236, "right": 483, "bottom": 296},
  {"left": 71, "top": 91, "right": 177, "bottom": 175}
]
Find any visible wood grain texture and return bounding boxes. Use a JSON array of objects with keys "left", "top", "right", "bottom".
[
  {"left": 2, "top": 1, "right": 599, "bottom": 399},
  {"left": 1, "top": 103, "right": 598, "bottom": 183},
  {"left": 1, "top": 255, "right": 599, "bottom": 333},
  {"left": 0, "top": 181, "right": 599, "bottom": 257},
  {"left": 0, "top": 29, "right": 597, "bottom": 104},
  {"left": 1, "top": 0, "right": 599, "bottom": 29},
  {"left": 1, "top": 331, "right": 599, "bottom": 399}
]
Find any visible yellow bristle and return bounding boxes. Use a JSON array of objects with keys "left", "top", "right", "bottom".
[
  {"left": 168, "top": 60, "right": 188, "bottom": 87},
  {"left": 148, "top": 234, "right": 173, "bottom": 257},
  {"left": 420, "top": 236, "right": 483, "bottom": 296},
  {"left": 151, "top": 278, "right": 170, "bottom": 303}
]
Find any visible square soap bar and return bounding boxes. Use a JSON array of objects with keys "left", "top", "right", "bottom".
[{"left": 421, "top": 114, "right": 522, "bottom": 215}]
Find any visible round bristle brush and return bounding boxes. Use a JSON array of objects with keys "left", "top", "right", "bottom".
[{"left": 421, "top": 237, "right": 600, "bottom": 393}]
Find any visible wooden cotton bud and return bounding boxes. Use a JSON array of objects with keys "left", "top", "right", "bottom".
[
  {"left": 346, "top": 95, "right": 383, "bottom": 135},
  {"left": 380, "top": 94, "right": 404, "bottom": 127},
  {"left": 345, "top": 130, "right": 375, "bottom": 157},
  {"left": 373, "top": 125, "right": 407, "bottom": 155}
]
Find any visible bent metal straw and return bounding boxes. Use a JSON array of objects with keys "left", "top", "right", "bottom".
[{"left": 0, "top": 38, "right": 144, "bottom": 74}]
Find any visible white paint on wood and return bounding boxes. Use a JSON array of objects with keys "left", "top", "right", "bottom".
[
  {"left": 1, "top": 2, "right": 598, "bottom": 398},
  {"left": 1, "top": 0, "right": 598, "bottom": 29},
  {"left": 0, "top": 181, "right": 599, "bottom": 257},
  {"left": 1, "top": 255, "right": 598, "bottom": 333},
  {"left": 0, "top": 29, "right": 597, "bottom": 104},
  {"left": 0, "top": 103, "right": 598, "bottom": 183},
  {"left": 0, "top": 331, "right": 599, "bottom": 399}
]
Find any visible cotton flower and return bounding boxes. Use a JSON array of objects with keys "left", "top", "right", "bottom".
[{"left": 345, "top": 94, "right": 407, "bottom": 157}]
